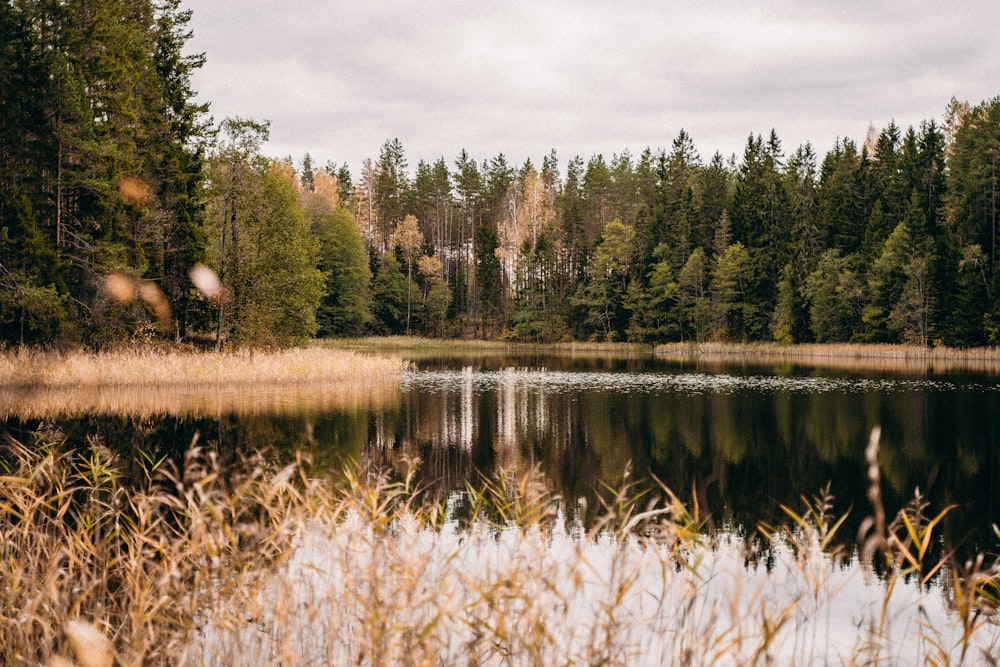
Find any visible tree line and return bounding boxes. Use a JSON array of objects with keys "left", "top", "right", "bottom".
[{"left": 3, "top": 1, "right": 1000, "bottom": 348}]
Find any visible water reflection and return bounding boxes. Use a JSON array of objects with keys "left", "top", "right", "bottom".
[
  {"left": 376, "top": 357, "right": 1000, "bottom": 557},
  {"left": 3, "top": 353, "right": 999, "bottom": 557}
]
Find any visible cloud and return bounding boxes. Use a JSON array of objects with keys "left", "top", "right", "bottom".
[{"left": 187, "top": 0, "right": 1000, "bottom": 174}]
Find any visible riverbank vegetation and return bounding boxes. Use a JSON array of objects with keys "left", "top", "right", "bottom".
[
  {"left": 4, "top": 3, "right": 1000, "bottom": 352},
  {"left": 0, "top": 347, "right": 407, "bottom": 419},
  {"left": 0, "top": 347, "right": 407, "bottom": 388},
  {"left": 657, "top": 341, "right": 1000, "bottom": 374},
  {"left": 3, "top": 431, "right": 998, "bottom": 666}
]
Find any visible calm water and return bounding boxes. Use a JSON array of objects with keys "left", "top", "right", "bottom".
[{"left": 4, "top": 352, "right": 1000, "bottom": 555}]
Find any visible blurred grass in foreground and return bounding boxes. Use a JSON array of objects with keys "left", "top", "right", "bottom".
[{"left": 2, "top": 429, "right": 999, "bottom": 666}]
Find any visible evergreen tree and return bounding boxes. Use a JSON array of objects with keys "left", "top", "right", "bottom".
[
  {"left": 0, "top": 0, "right": 209, "bottom": 346},
  {"left": 863, "top": 221, "right": 913, "bottom": 341},
  {"left": 728, "top": 132, "right": 793, "bottom": 337},
  {"left": 709, "top": 241, "right": 753, "bottom": 340},
  {"left": 817, "top": 138, "right": 870, "bottom": 256},
  {"left": 371, "top": 252, "right": 406, "bottom": 334},
  {"left": 375, "top": 138, "right": 409, "bottom": 249},
  {"left": 475, "top": 221, "right": 503, "bottom": 337},
  {"left": 314, "top": 208, "right": 373, "bottom": 336},
  {"left": 804, "top": 250, "right": 864, "bottom": 342},
  {"left": 576, "top": 219, "right": 635, "bottom": 340},
  {"left": 625, "top": 242, "right": 677, "bottom": 342},
  {"left": 676, "top": 247, "right": 710, "bottom": 341}
]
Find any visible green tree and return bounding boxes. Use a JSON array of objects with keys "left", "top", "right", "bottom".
[
  {"left": 576, "top": 219, "right": 635, "bottom": 340},
  {"left": 888, "top": 256, "right": 934, "bottom": 345},
  {"left": 817, "top": 138, "right": 871, "bottom": 257},
  {"left": 203, "top": 140, "right": 323, "bottom": 345},
  {"left": 375, "top": 138, "right": 409, "bottom": 249},
  {"left": 235, "top": 162, "right": 323, "bottom": 345},
  {"left": 945, "top": 244, "right": 990, "bottom": 346},
  {"left": 626, "top": 242, "right": 677, "bottom": 341},
  {"left": 512, "top": 232, "right": 570, "bottom": 342},
  {"left": 710, "top": 241, "right": 752, "bottom": 339},
  {"left": 0, "top": 197, "right": 69, "bottom": 344},
  {"left": 944, "top": 97, "right": 1000, "bottom": 314},
  {"left": 656, "top": 130, "right": 701, "bottom": 270},
  {"left": 803, "top": 249, "right": 864, "bottom": 342},
  {"left": 0, "top": 0, "right": 208, "bottom": 346},
  {"left": 729, "top": 131, "right": 794, "bottom": 338},
  {"left": 475, "top": 221, "right": 503, "bottom": 337},
  {"left": 771, "top": 263, "right": 798, "bottom": 345},
  {"left": 371, "top": 252, "right": 406, "bottom": 334},
  {"left": 453, "top": 149, "right": 483, "bottom": 325},
  {"left": 863, "top": 221, "right": 913, "bottom": 341},
  {"left": 314, "top": 208, "right": 373, "bottom": 336},
  {"left": 676, "top": 247, "right": 710, "bottom": 341}
]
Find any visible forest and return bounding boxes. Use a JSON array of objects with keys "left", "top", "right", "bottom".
[{"left": 3, "top": 0, "right": 1000, "bottom": 349}]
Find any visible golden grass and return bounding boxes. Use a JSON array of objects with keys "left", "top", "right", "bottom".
[
  {"left": 656, "top": 342, "right": 1000, "bottom": 374},
  {"left": 331, "top": 336, "right": 652, "bottom": 363},
  {"left": 0, "top": 347, "right": 408, "bottom": 388},
  {"left": 4, "top": 430, "right": 999, "bottom": 666},
  {"left": 330, "top": 335, "right": 509, "bottom": 350},
  {"left": 0, "top": 382, "right": 402, "bottom": 420}
]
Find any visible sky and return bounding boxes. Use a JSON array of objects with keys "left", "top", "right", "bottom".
[{"left": 185, "top": 1, "right": 1000, "bottom": 177}]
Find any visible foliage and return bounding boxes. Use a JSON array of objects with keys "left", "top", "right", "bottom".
[
  {"left": 203, "top": 155, "right": 324, "bottom": 346},
  {"left": 3, "top": 7, "right": 1000, "bottom": 351},
  {"left": 314, "top": 208, "right": 373, "bottom": 336},
  {"left": 5, "top": 434, "right": 1000, "bottom": 665}
]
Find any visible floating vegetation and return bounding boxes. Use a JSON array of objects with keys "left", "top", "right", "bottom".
[{"left": 405, "top": 366, "right": 976, "bottom": 396}]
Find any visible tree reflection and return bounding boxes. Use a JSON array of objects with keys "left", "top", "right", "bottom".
[{"left": 3, "top": 356, "right": 998, "bottom": 558}]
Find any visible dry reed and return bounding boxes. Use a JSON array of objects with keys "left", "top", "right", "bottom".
[
  {"left": 333, "top": 335, "right": 649, "bottom": 355},
  {"left": 4, "top": 430, "right": 999, "bottom": 666},
  {"left": 657, "top": 342, "right": 1000, "bottom": 375},
  {"left": 0, "top": 347, "right": 408, "bottom": 389},
  {"left": 0, "top": 382, "right": 402, "bottom": 420}
]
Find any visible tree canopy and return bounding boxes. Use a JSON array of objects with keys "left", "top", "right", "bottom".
[{"left": 2, "top": 3, "right": 999, "bottom": 348}]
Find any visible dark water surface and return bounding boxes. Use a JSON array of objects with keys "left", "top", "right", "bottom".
[{"left": 4, "top": 351, "right": 1000, "bottom": 555}]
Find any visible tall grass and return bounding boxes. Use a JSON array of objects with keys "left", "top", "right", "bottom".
[
  {"left": 657, "top": 341, "right": 1000, "bottom": 375},
  {"left": 0, "top": 381, "right": 402, "bottom": 420},
  {"left": 331, "top": 335, "right": 650, "bottom": 356},
  {"left": 0, "top": 347, "right": 408, "bottom": 388},
  {"left": 3, "top": 430, "right": 999, "bottom": 666},
  {"left": 0, "top": 436, "right": 301, "bottom": 666}
]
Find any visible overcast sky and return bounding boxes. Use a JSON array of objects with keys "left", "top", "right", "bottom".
[{"left": 186, "top": 1, "right": 1000, "bottom": 177}]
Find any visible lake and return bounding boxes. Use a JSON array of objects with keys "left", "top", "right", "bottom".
[{"left": 3, "top": 349, "right": 998, "bottom": 557}]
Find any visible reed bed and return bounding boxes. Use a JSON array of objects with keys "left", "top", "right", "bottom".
[
  {"left": 331, "top": 335, "right": 510, "bottom": 351},
  {"left": 0, "top": 347, "right": 408, "bottom": 389},
  {"left": 333, "top": 336, "right": 653, "bottom": 364},
  {"left": 0, "top": 382, "right": 402, "bottom": 420},
  {"left": 3, "top": 430, "right": 999, "bottom": 666},
  {"left": 657, "top": 342, "right": 1000, "bottom": 375}
]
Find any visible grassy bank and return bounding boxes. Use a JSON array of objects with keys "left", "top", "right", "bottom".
[
  {"left": 0, "top": 381, "right": 404, "bottom": 420},
  {"left": 657, "top": 341, "right": 1000, "bottom": 374},
  {"left": 4, "top": 433, "right": 999, "bottom": 666},
  {"left": 330, "top": 335, "right": 652, "bottom": 359},
  {"left": 0, "top": 347, "right": 408, "bottom": 388}
]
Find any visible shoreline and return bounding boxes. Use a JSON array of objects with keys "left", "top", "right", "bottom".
[
  {"left": 0, "top": 346, "right": 408, "bottom": 389},
  {"left": 655, "top": 341, "right": 1000, "bottom": 374},
  {"left": 6, "top": 340, "right": 1000, "bottom": 390}
]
